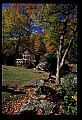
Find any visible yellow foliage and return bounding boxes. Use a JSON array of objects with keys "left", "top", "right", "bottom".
[
  {"left": 3, "top": 8, "right": 7, "bottom": 12},
  {"left": 72, "top": 95, "right": 77, "bottom": 101},
  {"left": 8, "top": 37, "right": 18, "bottom": 41}
]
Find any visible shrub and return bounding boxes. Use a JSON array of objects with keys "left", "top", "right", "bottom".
[{"left": 59, "top": 74, "right": 77, "bottom": 115}]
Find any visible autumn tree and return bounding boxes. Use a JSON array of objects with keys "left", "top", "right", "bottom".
[
  {"left": 30, "top": 32, "right": 46, "bottom": 54},
  {"left": 44, "top": 30, "right": 57, "bottom": 53},
  {"left": 2, "top": 3, "right": 35, "bottom": 66},
  {"left": 31, "top": 4, "right": 77, "bottom": 84},
  {"left": 2, "top": 36, "right": 19, "bottom": 65}
]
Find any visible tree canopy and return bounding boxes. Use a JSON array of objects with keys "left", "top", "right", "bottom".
[
  {"left": 2, "top": 3, "right": 77, "bottom": 83},
  {"left": 30, "top": 4, "right": 77, "bottom": 84}
]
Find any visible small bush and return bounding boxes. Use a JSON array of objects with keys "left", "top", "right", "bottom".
[{"left": 59, "top": 74, "right": 77, "bottom": 115}]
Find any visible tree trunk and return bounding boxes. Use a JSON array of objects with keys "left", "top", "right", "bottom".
[
  {"left": 56, "top": 51, "right": 60, "bottom": 84},
  {"left": 56, "top": 34, "right": 76, "bottom": 84},
  {"left": 56, "top": 38, "right": 62, "bottom": 84},
  {"left": 60, "top": 36, "right": 75, "bottom": 68}
]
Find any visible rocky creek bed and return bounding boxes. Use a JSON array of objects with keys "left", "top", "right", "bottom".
[
  {"left": 17, "top": 79, "right": 56, "bottom": 115},
  {"left": 2, "top": 75, "right": 77, "bottom": 115},
  {"left": 2, "top": 78, "right": 63, "bottom": 115}
]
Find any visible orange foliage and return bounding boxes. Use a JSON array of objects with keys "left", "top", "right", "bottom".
[
  {"left": 9, "top": 3, "right": 34, "bottom": 15},
  {"left": 45, "top": 41, "right": 56, "bottom": 52},
  {"left": 34, "top": 40, "right": 41, "bottom": 53}
]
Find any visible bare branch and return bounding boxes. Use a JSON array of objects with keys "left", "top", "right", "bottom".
[{"left": 67, "top": 24, "right": 77, "bottom": 33}]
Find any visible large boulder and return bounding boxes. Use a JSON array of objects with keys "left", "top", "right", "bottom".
[
  {"left": 36, "top": 62, "right": 48, "bottom": 71},
  {"left": 18, "top": 98, "right": 56, "bottom": 115}
]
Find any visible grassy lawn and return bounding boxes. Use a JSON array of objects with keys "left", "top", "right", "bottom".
[
  {"left": 2, "top": 65, "right": 47, "bottom": 82},
  {"left": 2, "top": 65, "right": 47, "bottom": 95}
]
